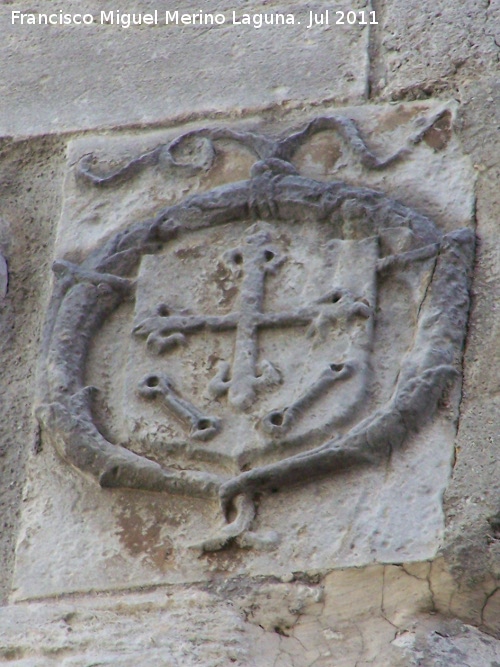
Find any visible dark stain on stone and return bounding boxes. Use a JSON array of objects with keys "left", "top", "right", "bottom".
[
  {"left": 202, "top": 148, "right": 255, "bottom": 187},
  {"left": 422, "top": 110, "right": 452, "bottom": 151},
  {"left": 175, "top": 245, "right": 203, "bottom": 260},
  {"left": 377, "top": 105, "right": 427, "bottom": 132},
  {"left": 116, "top": 498, "right": 174, "bottom": 568},
  {"left": 202, "top": 540, "right": 246, "bottom": 569},
  {"left": 212, "top": 260, "right": 238, "bottom": 307},
  {"left": 294, "top": 133, "right": 343, "bottom": 174},
  {"left": 0, "top": 648, "right": 24, "bottom": 661},
  {"left": 488, "top": 513, "right": 500, "bottom": 541},
  {"left": 207, "top": 353, "right": 221, "bottom": 370}
]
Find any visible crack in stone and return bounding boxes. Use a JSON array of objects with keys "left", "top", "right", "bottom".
[
  {"left": 353, "top": 622, "right": 366, "bottom": 667},
  {"left": 427, "top": 571, "right": 439, "bottom": 616},
  {"left": 481, "top": 586, "right": 500, "bottom": 626},
  {"left": 454, "top": 242, "right": 477, "bottom": 419},
  {"left": 402, "top": 562, "right": 432, "bottom": 582},
  {"left": 381, "top": 566, "right": 400, "bottom": 632},
  {"left": 367, "top": 0, "right": 386, "bottom": 100}
]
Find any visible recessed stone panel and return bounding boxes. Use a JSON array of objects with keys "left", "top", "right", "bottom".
[{"left": 12, "top": 104, "right": 475, "bottom": 600}]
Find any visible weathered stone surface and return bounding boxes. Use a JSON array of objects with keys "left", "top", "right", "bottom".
[
  {"left": 439, "top": 78, "right": 500, "bottom": 612},
  {"left": 0, "top": 137, "right": 66, "bottom": 604},
  {"left": 395, "top": 618, "right": 500, "bottom": 667},
  {"left": 372, "top": 0, "right": 500, "bottom": 100},
  {"left": 0, "top": 0, "right": 369, "bottom": 138},
  {"left": 1, "top": 568, "right": 499, "bottom": 666}
]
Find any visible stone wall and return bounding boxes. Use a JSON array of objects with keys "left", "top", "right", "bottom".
[{"left": 0, "top": 2, "right": 499, "bottom": 665}]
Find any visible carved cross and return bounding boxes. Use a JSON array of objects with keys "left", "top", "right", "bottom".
[{"left": 133, "top": 228, "right": 371, "bottom": 411}]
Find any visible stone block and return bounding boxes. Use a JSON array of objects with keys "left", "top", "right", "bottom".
[
  {"left": 0, "top": 0, "right": 369, "bottom": 137},
  {"left": 373, "top": 0, "right": 499, "bottom": 100},
  {"left": 12, "top": 104, "right": 475, "bottom": 600}
]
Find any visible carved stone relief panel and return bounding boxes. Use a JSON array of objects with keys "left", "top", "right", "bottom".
[{"left": 12, "top": 104, "right": 475, "bottom": 600}]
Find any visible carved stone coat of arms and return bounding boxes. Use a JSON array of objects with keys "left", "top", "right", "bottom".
[{"left": 34, "top": 111, "right": 474, "bottom": 565}]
